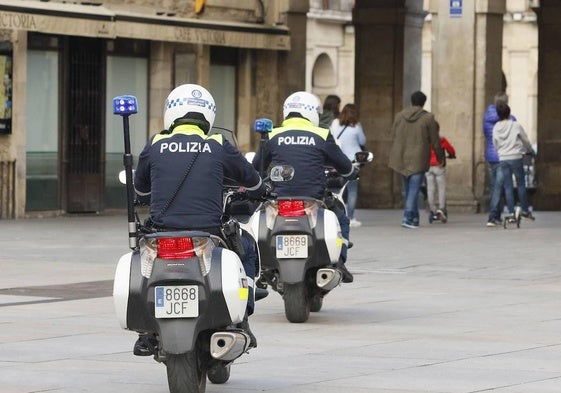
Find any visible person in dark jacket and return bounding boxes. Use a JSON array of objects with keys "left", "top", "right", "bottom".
[
  {"left": 134, "top": 83, "right": 266, "bottom": 350},
  {"left": 483, "top": 92, "right": 516, "bottom": 226},
  {"left": 319, "top": 94, "right": 341, "bottom": 129},
  {"left": 388, "top": 91, "right": 445, "bottom": 229},
  {"left": 252, "top": 91, "right": 358, "bottom": 283}
]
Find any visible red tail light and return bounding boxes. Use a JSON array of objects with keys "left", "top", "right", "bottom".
[
  {"left": 278, "top": 200, "right": 306, "bottom": 217},
  {"left": 157, "top": 237, "right": 196, "bottom": 259}
]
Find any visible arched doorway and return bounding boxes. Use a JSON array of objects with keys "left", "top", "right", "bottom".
[{"left": 311, "top": 52, "right": 337, "bottom": 100}]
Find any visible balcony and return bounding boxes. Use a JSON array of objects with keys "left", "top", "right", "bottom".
[{"left": 308, "top": 0, "right": 353, "bottom": 23}]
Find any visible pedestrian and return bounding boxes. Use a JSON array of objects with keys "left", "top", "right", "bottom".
[
  {"left": 483, "top": 92, "right": 515, "bottom": 224},
  {"left": 331, "top": 103, "right": 367, "bottom": 227},
  {"left": 252, "top": 91, "right": 359, "bottom": 282},
  {"left": 426, "top": 136, "right": 456, "bottom": 223},
  {"left": 319, "top": 94, "right": 341, "bottom": 129},
  {"left": 133, "top": 83, "right": 267, "bottom": 350},
  {"left": 388, "top": 91, "right": 445, "bottom": 229},
  {"left": 487, "top": 103, "right": 536, "bottom": 225}
]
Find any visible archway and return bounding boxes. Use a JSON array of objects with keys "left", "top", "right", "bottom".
[{"left": 311, "top": 53, "right": 336, "bottom": 100}]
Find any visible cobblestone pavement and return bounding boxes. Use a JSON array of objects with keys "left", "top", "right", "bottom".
[{"left": 0, "top": 209, "right": 560, "bottom": 393}]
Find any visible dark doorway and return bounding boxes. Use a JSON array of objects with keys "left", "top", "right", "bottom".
[{"left": 62, "top": 37, "right": 105, "bottom": 213}]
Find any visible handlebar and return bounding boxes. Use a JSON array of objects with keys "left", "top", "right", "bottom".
[{"left": 223, "top": 185, "right": 277, "bottom": 204}]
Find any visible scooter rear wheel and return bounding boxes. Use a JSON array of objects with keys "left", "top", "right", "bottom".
[
  {"left": 283, "top": 282, "right": 310, "bottom": 323},
  {"left": 166, "top": 352, "right": 206, "bottom": 393}
]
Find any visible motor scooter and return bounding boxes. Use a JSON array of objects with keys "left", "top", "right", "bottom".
[
  {"left": 111, "top": 95, "right": 257, "bottom": 393},
  {"left": 248, "top": 120, "right": 373, "bottom": 323}
]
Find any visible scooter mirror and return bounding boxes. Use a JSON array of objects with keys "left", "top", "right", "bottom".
[
  {"left": 118, "top": 170, "right": 135, "bottom": 185},
  {"left": 269, "top": 165, "right": 295, "bottom": 182},
  {"left": 118, "top": 170, "right": 127, "bottom": 185},
  {"left": 354, "top": 151, "right": 374, "bottom": 164}
]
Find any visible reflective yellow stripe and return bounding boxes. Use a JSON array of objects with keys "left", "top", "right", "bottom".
[
  {"left": 239, "top": 287, "right": 249, "bottom": 300},
  {"left": 152, "top": 125, "right": 223, "bottom": 145},
  {"left": 207, "top": 134, "right": 223, "bottom": 143},
  {"left": 271, "top": 118, "right": 330, "bottom": 140}
]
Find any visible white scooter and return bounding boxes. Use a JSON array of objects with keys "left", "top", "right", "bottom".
[
  {"left": 111, "top": 96, "right": 255, "bottom": 393},
  {"left": 248, "top": 119, "right": 373, "bottom": 323}
]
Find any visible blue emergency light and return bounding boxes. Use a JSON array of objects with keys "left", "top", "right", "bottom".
[
  {"left": 113, "top": 95, "right": 138, "bottom": 116},
  {"left": 254, "top": 118, "right": 273, "bottom": 133}
]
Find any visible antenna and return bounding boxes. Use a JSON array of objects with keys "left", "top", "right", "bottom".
[{"left": 113, "top": 95, "right": 139, "bottom": 250}]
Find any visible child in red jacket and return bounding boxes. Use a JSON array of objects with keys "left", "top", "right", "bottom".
[{"left": 426, "top": 137, "right": 456, "bottom": 223}]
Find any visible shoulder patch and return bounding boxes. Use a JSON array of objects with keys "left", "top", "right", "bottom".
[{"left": 271, "top": 125, "right": 329, "bottom": 142}]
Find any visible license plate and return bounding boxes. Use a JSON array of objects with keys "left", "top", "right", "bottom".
[
  {"left": 276, "top": 235, "right": 308, "bottom": 259},
  {"left": 154, "top": 285, "right": 199, "bottom": 318}
]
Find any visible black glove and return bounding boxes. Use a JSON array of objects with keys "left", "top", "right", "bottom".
[
  {"left": 263, "top": 182, "right": 276, "bottom": 199},
  {"left": 135, "top": 194, "right": 151, "bottom": 206},
  {"left": 345, "top": 165, "right": 360, "bottom": 181}
]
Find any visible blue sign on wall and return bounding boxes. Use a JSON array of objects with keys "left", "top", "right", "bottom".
[{"left": 450, "top": 0, "right": 463, "bottom": 18}]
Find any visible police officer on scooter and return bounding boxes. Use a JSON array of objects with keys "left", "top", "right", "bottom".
[
  {"left": 251, "top": 91, "right": 359, "bottom": 282},
  {"left": 133, "top": 84, "right": 266, "bottom": 352}
]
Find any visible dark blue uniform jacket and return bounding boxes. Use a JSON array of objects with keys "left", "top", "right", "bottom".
[
  {"left": 134, "top": 124, "right": 262, "bottom": 229},
  {"left": 252, "top": 117, "right": 353, "bottom": 199}
]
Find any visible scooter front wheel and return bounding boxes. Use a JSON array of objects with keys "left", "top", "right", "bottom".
[
  {"left": 283, "top": 282, "right": 310, "bottom": 323},
  {"left": 309, "top": 293, "right": 323, "bottom": 312},
  {"left": 166, "top": 352, "right": 207, "bottom": 393},
  {"left": 207, "top": 363, "right": 230, "bottom": 384}
]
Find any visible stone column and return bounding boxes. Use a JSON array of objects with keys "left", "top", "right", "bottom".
[
  {"left": 279, "top": 1, "right": 309, "bottom": 103},
  {"left": 429, "top": 0, "right": 506, "bottom": 212},
  {"left": 403, "top": 0, "right": 427, "bottom": 106},
  {"left": 353, "top": 0, "right": 425, "bottom": 208},
  {"left": 533, "top": 0, "right": 561, "bottom": 210},
  {"left": 6, "top": 30, "right": 26, "bottom": 218},
  {"left": 148, "top": 41, "right": 174, "bottom": 136}
]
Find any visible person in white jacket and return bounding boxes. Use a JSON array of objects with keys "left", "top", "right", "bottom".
[
  {"left": 487, "top": 103, "right": 535, "bottom": 225},
  {"left": 330, "top": 103, "right": 367, "bottom": 227}
]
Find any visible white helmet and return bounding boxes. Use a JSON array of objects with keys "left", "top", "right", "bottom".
[
  {"left": 283, "top": 91, "right": 322, "bottom": 126},
  {"left": 163, "top": 84, "right": 216, "bottom": 132}
]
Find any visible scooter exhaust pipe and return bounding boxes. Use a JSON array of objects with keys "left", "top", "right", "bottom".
[
  {"left": 316, "top": 268, "right": 342, "bottom": 291},
  {"left": 210, "top": 331, "right": 250, "bottom": 361}
]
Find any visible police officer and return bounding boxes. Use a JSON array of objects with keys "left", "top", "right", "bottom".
[
  {"left": 133, "top": 84, "right": 265, "bottom": 351},
  {"left": 251, "top": 91, "right": 358, "bottom": 282}
]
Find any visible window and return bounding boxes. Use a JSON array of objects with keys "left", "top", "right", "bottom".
[
  {"left": 105, "top": 56, "right": 148, "bottom": 208},
  {"left": 26, "top": 50, "right": 59, "bottom": 211}
]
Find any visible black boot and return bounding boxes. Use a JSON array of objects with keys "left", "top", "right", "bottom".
[
  {"left": 133, "top": 334, "right": 153, "bottom": 356},
  {"left": 336, "top": 259, "right": 354, "bottom": 283},
  {"left": 237, "top": 319, "right": 257, "bottom": 349}
]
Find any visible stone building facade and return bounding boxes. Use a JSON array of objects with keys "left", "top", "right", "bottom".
[
  {"left": 353, "top": 0, "right": 560, "bottom": 212},
  {"left": 307, "top": 0, "right": 544, "bottom": 213},
  {"left": 306, "top": 0, "right": 355, "bottom": 108},
  {"left": 0, "top": 0, "right": 304, "bottom": 218},
  {"left": 0, "top": 0, "right": 558, "bottom": 219}
]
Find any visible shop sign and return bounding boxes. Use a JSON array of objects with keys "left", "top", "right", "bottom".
[{"left": 0, "top": 12, "right": 37, "bottom": 30}]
